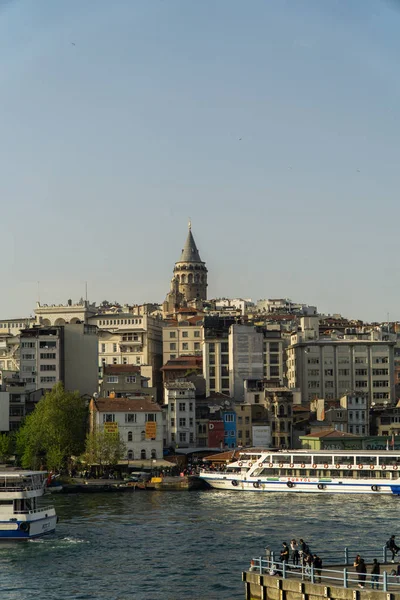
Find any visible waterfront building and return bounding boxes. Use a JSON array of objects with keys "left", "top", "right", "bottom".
[
  {"left": 19, "top": 324, "right": 98, "bottom": 395},
  {"left": 89, "top": 396, "right": 163, "bottom": 461},
  {"left": 287, "top": 316, "right": 395, "bottom": 405},
  {"left": 164, "top": 381, "right": 196, "bottom": 449},
  {"left": 235, "top": 403, "right": 252, "bottom": 447},
  {"left": 100, "top": 365, "right": 157, "bottom": 400}
]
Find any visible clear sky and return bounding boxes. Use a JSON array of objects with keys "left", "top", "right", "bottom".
[{"left": 1, "top": 0, "right": 400, "bottom": 322}]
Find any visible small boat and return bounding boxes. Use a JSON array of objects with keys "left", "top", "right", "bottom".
[
  {"left": 199, "top": 449, "right": 400, "bottom": 495},
  {"left": 0, "top": 471, "right": 57, "bottom": 539}
]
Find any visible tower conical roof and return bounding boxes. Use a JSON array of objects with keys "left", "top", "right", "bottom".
[{"left": 179, "top": 225, "right": 202, "bottom": 263}]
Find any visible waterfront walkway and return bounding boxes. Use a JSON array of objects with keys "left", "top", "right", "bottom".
[{"left": 249, "top": 547, "right": 400, "bottom": 593}]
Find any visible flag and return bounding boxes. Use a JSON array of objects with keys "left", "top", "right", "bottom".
[
  {"left": 391, "top": 433, "right": 395, "bottom": 448},
  {"left": 386, "top": 439, "right": 389, "bottom": 451}
]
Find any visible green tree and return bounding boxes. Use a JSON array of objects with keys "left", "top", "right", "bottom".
[
  {"left": 82, "top": 431, "right": 126, "bottom": 469},
  {"left": 15, "top": 383, "right": 88, "bottom": 470},
  {"left": 0, "top": 433, "right": 14, "bottom": 462}
]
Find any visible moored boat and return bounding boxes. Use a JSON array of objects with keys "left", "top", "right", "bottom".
[
  {"left": 199, "top": 449, "right": 400, "bottom": 494},
  {"left": 0, "top": 471, "right": 57, "bottom": 539}
]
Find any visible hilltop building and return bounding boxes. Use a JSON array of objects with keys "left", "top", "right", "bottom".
[{"left": 163, "top": 223, "right": 207, "bottom": 316}]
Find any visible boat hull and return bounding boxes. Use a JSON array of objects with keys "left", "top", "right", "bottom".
[
  {"left": 0, "top": 511, "right": 57, "bottom": 540},
  {"left": 200, "top": 475, "right": 400, "bottom": 494}
]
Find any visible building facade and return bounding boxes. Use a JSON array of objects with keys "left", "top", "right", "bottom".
[
  {"left": 164, "top": 381, "right": 196, "bottom": 449},
  {"left": 90, "top": 396, "right": 163, "bottom": 461},
  {"left": 19, "top": 324, "right": 98, "bottom": 395}
]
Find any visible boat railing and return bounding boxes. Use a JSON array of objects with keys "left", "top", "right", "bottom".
[
  {"left": 0, "top": 485, "right": 44, "bottom": 493},
  {"left": 249, "top": 555, "right": 400, "bottom": 592},
  {"left": 14, "top": 506, "right": 55, "bottom": 515}
]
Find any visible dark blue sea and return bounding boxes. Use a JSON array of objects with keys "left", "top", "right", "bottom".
[{"left": 0, "top": 490, "right": 397, "bottom": 599}]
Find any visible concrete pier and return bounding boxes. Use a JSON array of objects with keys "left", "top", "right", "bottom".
[{"left": 243, "top": 570, "right": 400, "bottom": 600}]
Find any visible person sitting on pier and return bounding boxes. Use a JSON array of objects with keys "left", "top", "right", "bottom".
[
  {"left": 371, "top": 559, "right": 380, "bottom": 589},
  {"left": 387, "top": 535, "right": 399, "bottom": 563}
]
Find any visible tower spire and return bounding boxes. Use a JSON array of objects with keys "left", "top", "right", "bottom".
[{"left": 188, "top": 218, "right": 191, "bottom": 231}]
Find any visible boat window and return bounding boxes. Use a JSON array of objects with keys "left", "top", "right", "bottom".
[
  {"left": 336, "top": 456, "right": 355, "bottom": 466},
  {"left": 272, "top": 456, "right": 291, "bottom": 464},
  {"left": 313, "top": 456, "right": 333, "bottom": 465},
  {"left": 379, "top": 456, "right": 397, "bottom": 466},
  {"left": 356, "top": 456, "right": 376, "bottom": 465},
  {"left": 292, "top": 456, "right": 312, "bottom": 465}
]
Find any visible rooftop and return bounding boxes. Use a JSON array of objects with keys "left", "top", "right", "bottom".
[{"left": 92, "top": 397, "right": 162, "bottom": 413}]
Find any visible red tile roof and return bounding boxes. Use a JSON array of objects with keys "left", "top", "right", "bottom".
[
  {"left": 92, "top": 397, "right": 162, "bottom": 413},
  {"left": 304, "top": 429, "right": 361, "bottom": 439}
]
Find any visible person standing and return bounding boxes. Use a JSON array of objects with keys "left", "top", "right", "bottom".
[
  {"left": 313, "top": 555, "right": 323, "bottom": 583},
  {"left": 290, "top": 539, "right": 299, "bottom": 566},
  {"left": 371, "top": 559, "right": 380, "bottom": 589},
  {"left": 280, "top": 542, "right": 289, "bottom": 564},
  {"left": 356, "top": 558, "right": 367, "bottom": 588},
  {"left": 387, "top": 535, "right": 399, "bottom": 562}
]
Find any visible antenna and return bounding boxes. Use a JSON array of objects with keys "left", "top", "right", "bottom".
[
  {"left": 85, "top": 281, "right": 88, "bottom": 303},
  {"left": 37, "top": 281, "right": 40, "bottom": 304}
]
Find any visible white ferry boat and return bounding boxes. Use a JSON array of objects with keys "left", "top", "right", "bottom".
[
  {"left": 199, "top": 450, "right": 400, "bottom": 494},
  {"left": 0, "top": 471, "right": 57, "bottom": 539}
]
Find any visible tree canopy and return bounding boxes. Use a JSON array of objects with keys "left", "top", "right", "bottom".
[
  {"left": 16, "top": 383, "right": 88, "bottom": 471},
  {"left": 82, "top": 431, "right": 126, "bottom": 468}
]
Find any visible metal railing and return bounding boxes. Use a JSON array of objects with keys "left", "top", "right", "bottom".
[
  {"left": 249, "top": 555, "right": 400, "bottom": 592},
  {"left": 14, "top": 506, "right": 55, "bottom": 515}
]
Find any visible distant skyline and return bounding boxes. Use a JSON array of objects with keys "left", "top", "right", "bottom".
[{"left": 1, "top": 0, "right": 400, "bottom": 322}]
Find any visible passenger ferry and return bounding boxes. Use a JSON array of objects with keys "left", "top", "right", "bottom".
[
  {"left": 0, "top": 471, "right": 57, "bottom": 539},
  {"left": 199, "top": 450, "right": 400, "bottom": 494}
]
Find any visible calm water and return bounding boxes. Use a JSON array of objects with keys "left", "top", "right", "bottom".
[{"left": 0, "top": 490, "right": 398, "bottom": 600}]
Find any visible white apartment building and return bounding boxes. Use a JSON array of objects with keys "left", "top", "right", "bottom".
[
  {"left": 164, "top": 381, "right": 196, "bottom": 449},
  {"left": 19, "top": 324, "right": 98, "bottom": 395},
  {"left": 287, "top": 323, "right": 395, "bottom": 405},
  {"left": 90, "top": 396, "right": 163, "bottom": 461}
]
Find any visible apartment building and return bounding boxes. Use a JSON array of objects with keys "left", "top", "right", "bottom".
[
  {"left": 162, "top": 315, "right": 204, "bottom": 364},
  {"left": 340, "top": 393, "right": 369, "bottom": 435},
  {"left": 89, "top": 312, "right": 163, "bottom": 394},
  {"left": 19, "top": 324, "right": 98, "bottom": 395},
  {"left": 287, "top": 318, "right": 395, "bottom": 405},
  {"left": 89, "top": 396, "right": 163, "bottom": 461},
  {"left": 100, "top": 365, "right": 157, "bottom": 399},
  {"left": 164, "top": 381, "right": 196, "bottom": 449}
]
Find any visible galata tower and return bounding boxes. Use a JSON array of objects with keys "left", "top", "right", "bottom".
[{"left": 173, "top": 222, "right": 208, "bottom": 302}]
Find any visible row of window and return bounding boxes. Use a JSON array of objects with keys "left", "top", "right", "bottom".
[
  {"left": 98, "top": 318, "right": 142, "bottom": 326},
  {"left": 127, "top": 449, "right": 156, "bottom": 460},
  {"left": 170, "top": 418, "right": 194, "bottom": 427},
  {"left": 169, "top": 330, "right": 201, "bottom": 338},
  {"left": 103, "top": 413, "right": 157, "bottom": 423},
  {"left": 309, "top": 368, "right": 389, "bottom": 377},
  {"left": 308, "top": 357, "right": 389, "bottom": 365},
  {"left": 308, "top": 380, "right": 390, "bottom": 389},
  {"left": 107, "top": 376, "right": 137, "bottom": 384},
  {"left": 102, "top": 357, "right": 141, "bottom": 365},
  {"left": 168, "top": 403, "right": 194, "bottom": 412},
  {"left": 169, "top": 342, "right": 201, "bottom": 351},
  {"left": 170, "top": 432, "right": 194, "bottom": 443},
  {"left": 0, "top": 322, "right": 26, "bottom": 328}
]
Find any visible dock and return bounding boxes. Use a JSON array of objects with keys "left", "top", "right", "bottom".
[{"left": 244, "top": 548, "right": 400, "bottom": 599}]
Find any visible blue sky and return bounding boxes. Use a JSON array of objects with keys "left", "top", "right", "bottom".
[{"left": 1, "top": 0, "right": 400, "bottom": 321}]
